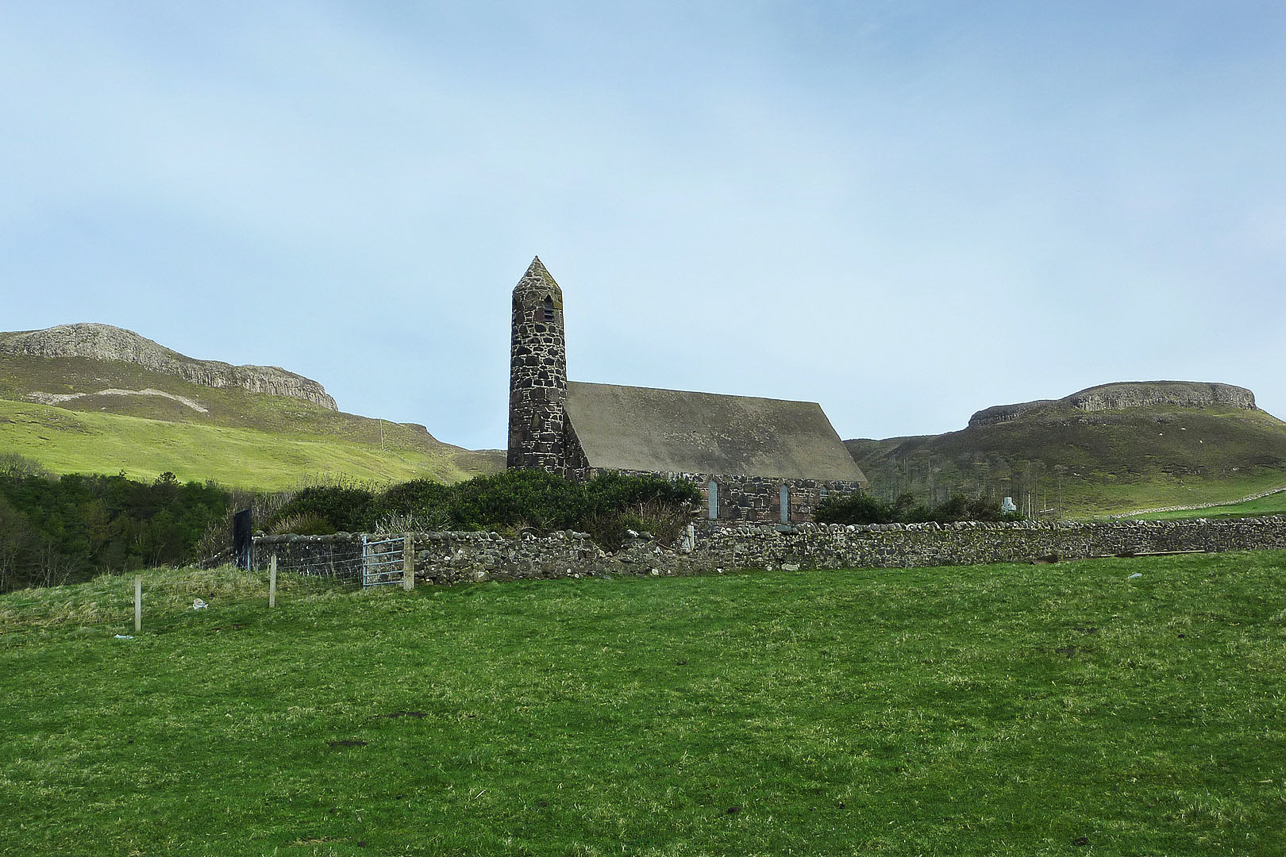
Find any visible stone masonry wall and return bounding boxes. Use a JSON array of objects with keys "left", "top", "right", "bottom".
[
  {"left": 704, "top": 477, "right": 865, "bottom": 523},
  {"left": 575, "top": 466, "right": 863, "bottom": 524},
  {"left": 253, "top": 517, "right": 1286, "bottom": 585},
  {"left": 507, "top": 260, "right": 568, "bottom": 471}
]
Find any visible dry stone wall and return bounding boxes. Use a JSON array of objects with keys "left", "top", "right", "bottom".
[{"left": 253, "top": 517, "right": 1286, "bottom": 585}]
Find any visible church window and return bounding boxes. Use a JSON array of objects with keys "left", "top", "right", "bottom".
[
  {"left": 708, "top": 481, "right": 719, "bottom": 519},
  {"left": 780, "top": 484, "right": 791, "bottom": 524},
  {"left": 543, "top": 296, "right": 555, "bottom": 322}
]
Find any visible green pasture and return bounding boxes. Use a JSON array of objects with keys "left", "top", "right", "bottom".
[
  {"left": 0, "top": 398, "right": 491, "bottom": 490},
  {"left": 1132, "top": 491, "right": 1286, "bottom": 521},
  {"left": 1071, "top": 474, "right": 1286, "bottom": 520},
  {"left": 3, "top": 553, "right": 1285, "bottom": 855},
  {"left": 1077, "top": 476, "right": 1283, "bottom": 517}
]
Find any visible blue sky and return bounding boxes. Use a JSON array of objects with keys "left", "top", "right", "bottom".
[{"left": 3, "top": 1, "right": 1284, "bottom": 449}]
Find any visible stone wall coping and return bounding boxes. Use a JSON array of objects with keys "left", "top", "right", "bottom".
[
  {"left": 254, "top": 515, "right": 1286, "bottom": 548},
  {"left": 255, "top": 528, "right": 594, "bottom": 545}
]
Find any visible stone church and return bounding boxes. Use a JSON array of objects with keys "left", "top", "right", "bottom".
[{"left": 507, "top": 258, "right": 868, "bottom": 523}]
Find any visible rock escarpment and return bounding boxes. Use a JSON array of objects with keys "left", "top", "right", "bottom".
[
  {"left": 1064, "top": 381, "right": 1255, "bottom": 413},
  {"left": 966, "top": 399, "right": 1057, "bottom": 427},
  {"left": 969, "top": 381, "right": 1256, "bottom": 428},
  {"left": 0, "top": 323, "right": 338, "bottom": 410}
]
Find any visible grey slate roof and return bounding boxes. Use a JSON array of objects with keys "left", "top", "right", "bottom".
[{"left": 565, "top": 381, "right": 868, "bottom": 485}]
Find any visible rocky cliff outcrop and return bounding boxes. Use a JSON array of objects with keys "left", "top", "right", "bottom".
[
  {"left": 0, "top": 323, "right": 338, "bottom": 410},
  {"left": 1064, "top": 381, "right": 1255, "bottom": 413},
  {"left": 966, "top": 399, "right": 1057, "bottom": 427},
  {"left": 968, "top": 381, "right": 1256, "bottom": 428}
]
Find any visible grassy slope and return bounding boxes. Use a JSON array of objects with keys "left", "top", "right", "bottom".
[
  {"left": 1134, "top": 491, "right": 1286, "bottom": 521},
  {"left": 848, "top": 404, "right": 1286, "bottom": 518},
  {"left": 0, "top": 355, "right": 503, "bottom": 489},
  {"left": 3, "top": 555, "right": 1285, "bottom": 856}
]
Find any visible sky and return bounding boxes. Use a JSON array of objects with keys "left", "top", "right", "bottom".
[{"left": 3, "top": 1, "right": 1284, "bottom": 450}]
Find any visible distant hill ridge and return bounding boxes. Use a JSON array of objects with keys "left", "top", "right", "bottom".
[
  {"left": 845, "top": 379, "right": 1286, "bottom": 518},
  {"left": 968, "top": 381, "right": 1256, "bottom": 428},
  {"left": 0, "top": 323, "right": 338, "bottom": 410}
]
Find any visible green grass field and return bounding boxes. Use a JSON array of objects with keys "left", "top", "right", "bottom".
[
  {"left": 1132, "top": 491, "right": 1286, "bottom": 521},
  {"left": 3, "top": 554, "right": 1285, "bottom": 855},
  {"left": 0, "top": 398, "right": 499, "bottom": 490},
  {"left": 1083, "top": 472, "right": 1286, "bottom": 519},
  {"left": 0, "top": 353, "right": 504, "bottom": 490}
]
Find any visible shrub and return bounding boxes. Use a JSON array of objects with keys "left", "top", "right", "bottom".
[
  {"left": 581, "top": 512, "right": 630, "bottom": 552},
  {"left": 815, "top": 491, "right": 896, "bottom": 524},
  {"left": 0, "top": 453, "right": 50, "bottom": 479},
  {"left": 268, "top": 512, "right": 334, "bottom": 536},
  {"left": 370, "top": 510, "right": 452, "bottom": 535},
  {"left": 583, "top": 471, "right": 701, "bottom": 515},
  {"left": 268, "top": 485, "right": 374, "bottom": 533},
  {"left": 261, "top": 470, "right": 698, "bottom": 549},
  {"left": 368, "top": 479, "right": 452, "bottom": 525},
  {"left": 622, "top": 498, "right": 692, "bottom": 545},
  {"left": 447, "top": 469, "right": 588, "bottom": 531},
  {"left": 817, "top": 491, "right": 1020, "bottom": 525}
]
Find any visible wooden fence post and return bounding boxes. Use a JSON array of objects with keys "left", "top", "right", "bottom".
[
  {"left": 269, "top": 555, "right": 277, "bottom": 608},
  {"left": 134, "top": 576, "right": 142, "bottom": 633},
  {"left": 403, "top": 532, "right": 415, "bottom": 591}
]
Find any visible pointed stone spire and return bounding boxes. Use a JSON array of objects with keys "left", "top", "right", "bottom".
[{"left": 514, "top": 255, "right": 561, "bottom": 299}]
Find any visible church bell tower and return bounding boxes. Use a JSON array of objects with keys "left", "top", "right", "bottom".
[{"left": 507, "top": 257, "right": 568, "bottom": 471}]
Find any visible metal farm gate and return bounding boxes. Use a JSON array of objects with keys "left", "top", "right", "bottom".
[{"left": 361, "top": 535, "right": 410, "bottom": 588}]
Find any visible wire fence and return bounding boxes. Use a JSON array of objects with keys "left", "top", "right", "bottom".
[
  {"left": 201, "top": 534, "right": 413, "bottom": 585},
  {"left": 249, "top": 534, "right": 415, "bottom": 588},
  {"left": 0, "top": 559, "right": 366, "bottom": 639},
  {"left": 268, "top": 547, "right": 367, "bottom": 583},
  {"left": 1, "top": 534, "right": 421, "bottom": 639}
]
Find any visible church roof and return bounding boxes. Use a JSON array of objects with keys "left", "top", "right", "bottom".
[{"left": 565, "top": 381, "right": 868, "bottom": 484}]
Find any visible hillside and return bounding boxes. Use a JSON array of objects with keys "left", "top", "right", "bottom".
[
  {"left": 0, "top": 323, "right": 337, "bottom": 409},
  {"left": 0, "top": 325, "right": 504, "bottom": 489},
  {"left": 847, "top": 381, "right": 1286, "bottom": 518}
]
